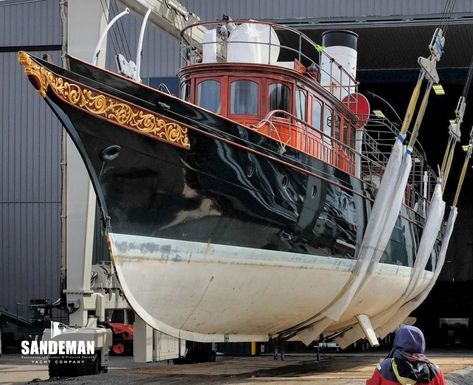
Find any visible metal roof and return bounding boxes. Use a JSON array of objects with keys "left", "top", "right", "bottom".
[{"left": 280, "top": 17, "right": 473, "bottom": 70}]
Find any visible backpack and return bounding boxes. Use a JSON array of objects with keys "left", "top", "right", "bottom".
[{"left": 391, "top": 357, "right": 436, "bottom": 385}]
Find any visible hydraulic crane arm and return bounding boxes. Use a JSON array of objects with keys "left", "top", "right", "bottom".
[{"left": 119, "top": 0, "right": 207, "bottom": 45}]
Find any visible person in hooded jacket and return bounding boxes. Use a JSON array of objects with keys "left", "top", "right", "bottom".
[{"left": 366, "top": 324, "right": 445, "bottom": 385}]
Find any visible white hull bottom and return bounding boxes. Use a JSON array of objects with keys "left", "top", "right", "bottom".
[{"left": 108, "top": 233, "right": 433, "bottom": 343}]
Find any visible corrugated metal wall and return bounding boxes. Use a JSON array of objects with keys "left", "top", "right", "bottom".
[
  {"left": 0, "top": 0, "right": 61, "bottom": 46},
  {"left": 0, "top": 0, "right": 62, "bottom": 318}
]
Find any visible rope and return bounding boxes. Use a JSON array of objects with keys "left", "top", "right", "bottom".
[
  {"left": 110, "top": 0, "right": 133, "bottom": 60},
  {"left": 453, "top": 128, "right": 473, "bottom": 207},
  {"left": 440, "top": 0, "right": 457, "bottom": 37},
  {"left": 462, "top": 52, "right": 473, "bottom": 98},
  {"left": 442, "top": 139, "right": 456, "bottom": 189},
  {"left": 99, "top": 0, "right": 120, "bottom": 58},
  {"left": 441, "top": 137, "right": 453, "bottom": 174},
  {"left": 453, "top": 144, "right": 471, "bottom": 207},
  {"left": 399, "top": 74, "right": 425, "bottom": 139},
  {"left": 400, "top": 0, "right": 456, "bottom": 145},
  {"left": 407, "top": 81, "right": 434, "bottom": 149},
  {"left": 108, "top": 0, "right": 128, "bottom": 58}
]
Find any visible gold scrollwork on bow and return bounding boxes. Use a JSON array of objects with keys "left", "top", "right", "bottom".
[{"left": 18, "top": 51, "right": 190, "bottom": 150}]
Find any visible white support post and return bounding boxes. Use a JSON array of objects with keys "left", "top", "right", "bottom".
[
  {"left": 65, "top": 0, "right": 110, "bottom": 327},
  {"left": 153, "top": 330, "right": 186, "bottom": 361},
  {"left": 355, "top": 128, "right": 364, "bottom": 178},
  {"left": 355, "top": 314, "right": 379, "bottom": 347},
  {"left": 134, "top": 315, "right": 154, "bottom": 362}
]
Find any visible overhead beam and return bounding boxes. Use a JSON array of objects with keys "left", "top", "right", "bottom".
[
  {"left": 272, "top": 13, "right": 473, "bottom": 30},
  {"left": 119, "top": 0, "right": 207, "bottom": 44}
]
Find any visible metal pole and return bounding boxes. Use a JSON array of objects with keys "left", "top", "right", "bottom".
[
  {"left": 400, "top": 73, "right": 425, "bottom": 139},
  {"left": 92, "top": 8, "right": 130, "bottom": 65},
  {"left": 135, "top": 8, "right": 152, "bottom": 81},
  {"left": 408, "top": 80, "right": 433, "bottom": 149}
]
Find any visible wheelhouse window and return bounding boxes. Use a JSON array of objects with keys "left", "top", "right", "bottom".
[
  {"left": 269, "top": 83, "right": 290, "bottom": 117},
  {"left": 323, "top": 106, "right": 333, "bottom": 138},
  {"left": 311, "top": 98, "right": 322, "bottom": 130},
  {"left": 333, "top": 115, "right": 341, "bottom": 141},
  {"left": 180, "top": 81, "right": 190, "bottom": 102},
  {"left": 230, "top": 80, "right": 258, "bottom": 115},
  {"left": 296, "top": 88, "right": 307, "bottom": 121},
  {"left": 197, "top": 80, "right": 220, "bottom": 113},
  {"left": 343, "top": 119, "right": 349, "bottom": 146},
  {"left": 346, "top": 123, "right": 355, "bottom": 148}
]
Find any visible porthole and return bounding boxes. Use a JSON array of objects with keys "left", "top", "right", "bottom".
[{"left": 99, "top": 145, "right": 121, "bottom": 162}]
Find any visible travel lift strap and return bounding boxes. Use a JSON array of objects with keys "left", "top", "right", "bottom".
[
  {"left": 274, "top": 21, "right": 451, "bottom": 348},
  {"left": 355, "top": 25, "right": 473, "bottom": 344},
  {"left": 375, "top": 127, "right": 473, "bottom": 340},
  {"left": 353, "top": 61, "right": 473, "bottom": 342}
]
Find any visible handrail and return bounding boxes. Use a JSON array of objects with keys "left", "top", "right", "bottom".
[
  {"left": 179, "top": 19, "right": 358, "bottom": 100},
  {"left": 254, "top": 109, "right": 357, "bottom": 175},
  {"left": 363, "top": 117, "right": 437, "bottom": 210},
  {"left": 254, "top": 110, "right": 437, "bottom": 215},
  {"left": 255, "top": 109, "right": 357, "bottom": 157}
]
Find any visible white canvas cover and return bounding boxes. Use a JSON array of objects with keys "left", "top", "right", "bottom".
[
  {"left": 296, "top": 318, "right": 333, "bottom": 344},
  {"left": 323, "top": 139, "right": 409, "bottom": 322},
  {"left": 336, "top": 185, "right": 450, "bottom": 348},
  {"left": 376, "top": 205, "right": 455, "bottom": 338},
  {"left": 297, "top": 138, "right": 412, "bottom": 345},
  {"left": 227, "top": 23, "right": 280, "bottom": 64},
  {"left": 346, "top": 182, "right": 444, "bottom": 340}
]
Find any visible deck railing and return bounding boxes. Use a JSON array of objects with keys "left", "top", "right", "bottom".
[
  {"left": 254, "top": 111, "right": 436, "bottom": 216},
  {"left": 362, "top": 116, "right": 437, "bottom": 215},
  {"left": 180, "top": 20, "right": 359, "bottom": 103},
  {"left": 254, "top": 110, "right": 356, "bottom": 175},
  {"left": 179, "top": 20, "right": 435, "bottom": 216}
]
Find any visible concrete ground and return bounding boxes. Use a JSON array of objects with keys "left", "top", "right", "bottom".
[{"left": 1, "top": 352, "right": 473, "bottom": 385}]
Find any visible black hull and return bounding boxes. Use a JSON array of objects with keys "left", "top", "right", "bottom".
[{"left": 27, "top": 54, "right": 435, "bottom": 267}]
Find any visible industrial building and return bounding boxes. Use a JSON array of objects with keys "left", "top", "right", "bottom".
[{"left": 2, "top": 0, "right": 473, "bottom": 351}]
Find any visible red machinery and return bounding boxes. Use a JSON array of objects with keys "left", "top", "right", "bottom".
[{"left": 106, "top": 323, "right": 133, "bottom": 356}]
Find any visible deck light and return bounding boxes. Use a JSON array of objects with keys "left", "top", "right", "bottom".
[
  {"left": 433, "top": 84, "right": 445, "bottom": 95},
  {"left": 462, "top": 145, "right": 469, "bottom": 152}
]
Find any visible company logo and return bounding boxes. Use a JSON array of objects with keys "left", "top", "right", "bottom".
[
  {"left": 20, "top": 321, "right": 95, "bottom": 364},
  {"left": 50, "top": 321, "right": 66, "bottom": 339}
]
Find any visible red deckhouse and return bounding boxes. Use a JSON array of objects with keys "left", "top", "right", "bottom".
[{"left": 179, "top": 20, "right": 366, "bottom": 175}]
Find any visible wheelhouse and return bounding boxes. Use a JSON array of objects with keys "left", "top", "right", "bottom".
[{"left": 178, "top": 20, "right": 363, "bottom": 175}]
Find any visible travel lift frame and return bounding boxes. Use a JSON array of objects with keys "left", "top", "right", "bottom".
[{"left": 57, "top": 0, "right": 203, "bottom": 367}]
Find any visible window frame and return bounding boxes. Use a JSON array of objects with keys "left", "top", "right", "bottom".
[
  {"left": 322, "top": 104, "right": 333, "bottom": 139},
  {"left": 229, "top": 78, "right": 260, "bottom": 116},
  {"left": 310, "top": 96, "right": 323, "bottom": 131},
  {"left": 295, "top": 87, "right": 308, "bottom": 122},
  {"left": 267, "top": 81, "right": 292, "bottom": 118},
  {"left": 195, "top": 78, "right": 223, "bottom": 114},
  {"left": 180, "top": 80, "right": 191, "bottom": 102}
]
